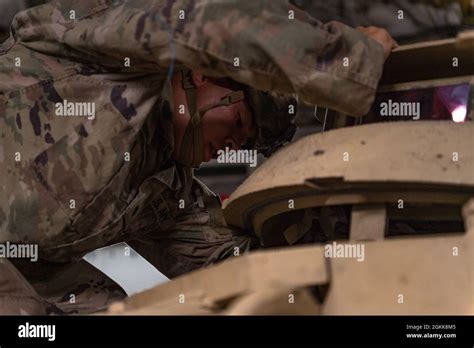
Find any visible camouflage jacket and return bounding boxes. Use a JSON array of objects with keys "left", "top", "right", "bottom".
[{"left": 0, "top": 0, "right": 385, "bottom": 263}]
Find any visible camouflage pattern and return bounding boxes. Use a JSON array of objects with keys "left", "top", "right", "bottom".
[
  {"left": 245, "top": 90, "right": 298, "bottom": 157},
  {"left": 293, "top": 0, "right": 463, "bottom": 42},
  {"left": 0, "top": 258, "right": 46, "bottom": 315},
  {"left": 0, "top": 0, "right": 385, "bottom": 313},
  {"left": 0, "top": 0, "right": 26, "bottom": 42},
  {"left": 11, "top": 258, "right": 127, "bottom": 314},
  {"left": 127, "top": 177, "right": 260, "bottom": 278}
]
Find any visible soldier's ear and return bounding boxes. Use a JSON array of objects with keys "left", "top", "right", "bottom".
[{"left": 191, "top": 71, "right": 207, "bottom": 87}]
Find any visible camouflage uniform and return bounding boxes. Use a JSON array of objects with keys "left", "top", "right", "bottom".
[
  {"left": 0, "top": 0, "right": 385, "bottom": 313},
  {"left": 292, "top": 0, "right": 464, "bottom": 43}
]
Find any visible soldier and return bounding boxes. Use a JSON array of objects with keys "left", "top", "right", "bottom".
[{"left": 0, "top": 0, "right": 396, "bottom": 314}]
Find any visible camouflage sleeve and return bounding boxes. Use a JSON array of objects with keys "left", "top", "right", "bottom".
[
  {"left": 14, "top": 0, "right": 386, "bottom": 116},
  {"left": 126, "top": 178, "right": 260, "bottom": 279}
]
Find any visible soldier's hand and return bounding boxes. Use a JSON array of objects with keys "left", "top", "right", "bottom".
[{"left": 356, "top": 26, "right": 398, "bottom": 60}]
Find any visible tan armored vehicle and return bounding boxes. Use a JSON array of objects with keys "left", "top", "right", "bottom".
[{"left": 105, "top": 32, "right": 474, "bottom": 315}]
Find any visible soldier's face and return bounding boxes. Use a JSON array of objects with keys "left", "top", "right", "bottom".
[
  {"left": 200, "top": 94, "right": 256, "bottom": 162},
  {"left": 173, "top": 72, "right": 256, "bottom": 163}
]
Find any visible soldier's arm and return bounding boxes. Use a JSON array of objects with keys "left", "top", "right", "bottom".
[
  {"left": 15, "top": 0, "right": 386, "bottom": 116},
  {"left": 126, "top": 178, "right": 260, "bottom": 279}
]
